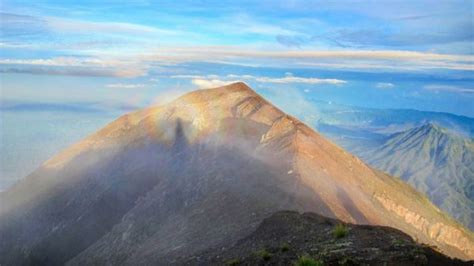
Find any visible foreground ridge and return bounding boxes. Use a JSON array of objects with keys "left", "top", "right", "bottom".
[{"left": 183, "top": 211, "right": 472, "bottom": 265}]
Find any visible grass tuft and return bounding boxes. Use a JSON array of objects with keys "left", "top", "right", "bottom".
[
  {"left": 225, "top": 258, "right": 241, "bottom": 265},
  {"left": 256, "top": 249, "right": 272, "bottom": 261},
  {"left": 280, "top": 243, "right": 290, "bottom": 252},
  {"left": 295, "top": 255, "right": 323, "bottom": 266},
  {"left": 333, "top": 223, "right": 348, "bottom": 239}
]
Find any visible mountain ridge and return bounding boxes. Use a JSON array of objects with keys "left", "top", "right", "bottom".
[
  {"left": 356, "top": 122, "right": 474, "bottom": 229},
  {"left": 0, "top": 82, "right": 473, "bottom": 265},
  {"left": 183, "top": 210, "right": 472, "bottom": 265}
]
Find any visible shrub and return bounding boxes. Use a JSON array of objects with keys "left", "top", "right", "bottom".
[
  {"left": 391, "top": 238, "right": 405, "bottom": 246},
  {"left": 256, "top": 249, "right": 272, "bottom": 261},
  {"left": 280, "top": 243, "right": 290, "bottom": 252},
  {"left": 333, "top": 223, "right": 348, "bottom": 239},
  {"left": 225, "top": 258, "right": 241, "bottom": 265},
  {"left": 295, "top": 255, "right": 323, "bottom": 266}
]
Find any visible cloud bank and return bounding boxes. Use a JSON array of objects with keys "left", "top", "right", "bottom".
[{"left": 172, "top": 74, "right": 347, "bottom": 89}]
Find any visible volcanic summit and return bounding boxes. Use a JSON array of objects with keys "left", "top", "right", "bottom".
[{"left": 0, "top": 82, "right": 472, "bottom": 265}]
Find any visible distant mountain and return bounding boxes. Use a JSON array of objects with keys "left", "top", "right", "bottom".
[
  {"left": 307, "top": 100, "right": 474, "bottom": 137},
  {"left": 352, "top": 123, "right": 474, "bottom": 230},
  {"left": 309, "top": 101, "right": 474, "bottom": 230},
  {"left": 0, "top": 83, "right": 473, "bottom": 265},
  {"left": 184, "top": 211, "right": 472, "bottom": 265}
]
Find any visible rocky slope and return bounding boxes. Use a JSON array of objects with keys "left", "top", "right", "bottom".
[
  {"left": 0, "top": 82, "right": 473, "bottom": 265},
  {"left": 183, "top": 211, "right": 471, "bottom": 265}
]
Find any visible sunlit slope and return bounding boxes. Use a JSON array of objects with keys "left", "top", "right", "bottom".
[{"left": 0, "top": 83, "right": 472, "bottom": 265}]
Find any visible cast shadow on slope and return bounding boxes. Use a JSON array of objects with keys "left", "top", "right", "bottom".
[{"left": 0, "top": 118, "right": 335, "bottom": 265}]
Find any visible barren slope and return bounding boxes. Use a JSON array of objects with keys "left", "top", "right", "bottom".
[{"left": 0, "top": 82, "right": 472, "bottom": 265}]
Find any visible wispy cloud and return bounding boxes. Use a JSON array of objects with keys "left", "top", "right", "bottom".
[
  {"left": 44, "top": 16, "right": 181, "bottom": 36},
  {"left": 376, "top": 82, "right": 395, "bottom": 89},
  {"left": 1, "top": 47, "right": 472, "bottom": 79},
  {"left": 0, "top": 58, "right": 106, "bottom": 67},
  {"left": 424, "top": 85, "right": 474, "bottom": 94},
  {"left": 0, "top": 66, "right": 145, "bottom": 77},
  {"left": 143, "top": 48, "right": 474, "bottom": 71},
  {"left": 173, "top": 74, "right": 346, "bottom": 87},
  {"left": 223, "top": 14, "right": 302, "bottom": 36},
  {"left": 106, "top": 83, "right": 146, "bottom": 89},
  {"left": 191, "top": 79, "right": 239, "bottom": 89},
  {"left": 0, "top": 57, "right": 147, "bottom": 77},
  {"left": 254, "top": 76, "right": 346, "bottom": 85},
  {"left": 1, "top": 12, "right": 186, "bottom": 37},
  {"left": 0, "top": 13, "right": 48, "bottom": 39}
]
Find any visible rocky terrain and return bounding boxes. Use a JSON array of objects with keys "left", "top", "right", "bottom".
[
  {"left": 183, "top": 211, "right": 471, "bottom": 265},
  {"left": 0, "top": 82, "right": 472, "bottom": 265}
]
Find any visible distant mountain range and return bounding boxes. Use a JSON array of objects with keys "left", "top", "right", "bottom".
[
  {"left": 360, "top": 123, "right": 473, "bottom": 229},
  {"left": 0, "top": 83, "right": 472, "bottom": 265},
  {"left": 313, "top": 103, "right": 474, "bottom": 230},
  {"left": 307, "top": 100, "right": 474, "bottom": 137}
]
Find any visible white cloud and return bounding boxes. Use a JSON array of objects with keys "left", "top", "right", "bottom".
[
  {"left": 45, "top": 16, "right": 183, "bottom": 36},
  {"left": 0, "top": 57, "right": 148, "bottom": 77},
  {"left": 191, "top": 79, "right": 240, "bottom": 89},
  {"left": 146, "top": 47, "right": 472, "bottom": 62},
  {"left": 375, "top": 82, "right": 395, "bottom": 89},
  {"left": 255, "top": 76, "right": 346, "bottom": 85},
  {"left": 143, "top": 47, "right": 474, "bottom": 71},
  {"left": 106, "top": 83, "right": 146, "bottom": 89},
  {"left": 171, "top": 75, "right": 208, "bottom": 79},
  {"left": 215, "top": 14, "right": 303, "bottom": 36},
  {"left": 175, "top": 74, "right": 346, "bottom": 87},
  {"left": 2, "top": 48, "right": 472, "bottom": 79},
  {"left": 0, "top": 57, "right": 100, "bottom": 66},
  {"left": 423, "top": 85, "right": 474, "bottom": 94},
  {"left": 226, "top": 74, "right": 255, "bottom": 79}
]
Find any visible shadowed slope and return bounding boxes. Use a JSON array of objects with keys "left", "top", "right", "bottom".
[{"left": 183, "top": 211, "right": 472, "bottom": 265}]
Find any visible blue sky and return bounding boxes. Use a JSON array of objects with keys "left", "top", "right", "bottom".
[
  {"left": 0, "top": 0, "right": 473, "bottom": 190},
  {"left": 0, "top": 0, "right": 473, "bottom": 116}
]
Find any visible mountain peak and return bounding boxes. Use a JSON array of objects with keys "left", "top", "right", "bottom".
[
  {"left": 420, "top": 122, "right": 442, "bottom": 132},
  {"left": 412, "top": 122, "right": 461, "bottom": 141},
  {"left": 220, "top": 81, "right": 254, "bottom": 92},
  {"left": 185, "top": 81, "right": 256, "bottom": 97},
  {"left": 1, "top": 84, "right": 473, "bottom": 264},
  {"left": 385, "top": 122, "right": 453, "bottom": 149},
  {"left": 171, "top": 81, "right": 263, "bottom": 108}
]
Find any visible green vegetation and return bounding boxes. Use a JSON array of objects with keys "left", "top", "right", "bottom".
[
  {"left": 256, "top": 249, "right": 272, "bottom": 261},
  {"left": 280, "top": 243, "right": 290, "bottom": 252},
  {"left": 339, "top": 256, "right": 356, "bottom": 265},
  {"left": 391, "top": 238, "right": 405, "bottom": 247},
  {"left": 410, "top": 246, "right": 425, "bottom": 256},
  {"left": 333, "top": 224, "right": 348, "bottom": 239},
  {"left": 295, "top": 255, "right": 323, "bottom": 266},
  {"left": 225, "top": 258, "right": 241, "bottom": 265}
]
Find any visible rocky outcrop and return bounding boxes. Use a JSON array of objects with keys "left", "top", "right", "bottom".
[
  {"left": 375, "top": 194, "right": 473, "bottom": 258},
  {"left": 182, "top": 211, "right": 472, "bottom": 266}
]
